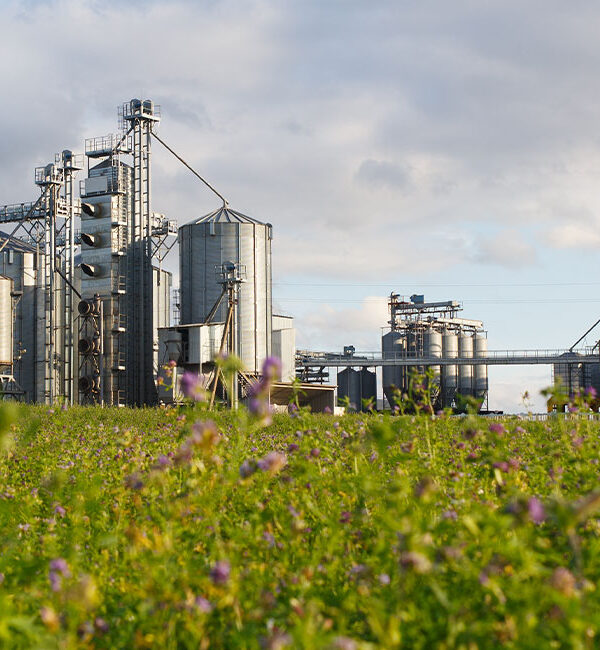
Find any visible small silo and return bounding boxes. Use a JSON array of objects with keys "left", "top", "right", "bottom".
[
  {"left": 582, "top": 363, "right": 600, "bottom": 395},
  {"left": 424, "top": 328, "right": 442, "bottom": 388},
  {"left": 360, "top": 368, "right": 377, "bottom": 407},
  {"left": 179, "top": 206, "right": 272, "bottom": 374},
  {"left": 0, "top": 276, "right": 13, "bottom": 366},
  {"left": 442, "top": 330, "right": 458, "bottom": 406},
  {"left": 474, "top": 334, "right": 488, "bottom": 400},
  {"left": 338, "top": 367, "right": 377, "bottom": 411},
  {"left": 458, "top": 332, "right": 474, "bottom": 396},
  {"left": 554, "top": 353, "right": 583, "bottom": 396},
  {"left": 382, "top": 330, "right": 406, "bottom": 406},
  {"left": 406, "top": 328, "right": 421, "bottom": 385}
]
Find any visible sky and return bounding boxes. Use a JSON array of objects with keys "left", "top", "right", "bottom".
[{"left": 1, "top": 0, "right": 600, "bottom": 412}]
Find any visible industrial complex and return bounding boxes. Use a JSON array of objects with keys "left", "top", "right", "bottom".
[{"left": 1, "top": 99, "right": 599, "bottom": 412}]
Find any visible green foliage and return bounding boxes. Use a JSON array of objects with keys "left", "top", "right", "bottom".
[{"left": 1, "top": 405, "right": 600, "bottom": 647}]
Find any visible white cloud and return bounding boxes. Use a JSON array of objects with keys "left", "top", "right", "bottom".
[
  {"left": 543, "top": 224, "right": 600, "bottom": 250},
  {"left": 471, "top": 230, "right": 537, "bottom": 268}
]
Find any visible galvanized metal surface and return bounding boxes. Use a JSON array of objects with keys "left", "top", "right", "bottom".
[
  {"left": 0, "top": 276, "right": 13, "bottom": 364},
  {"left": 474, "top": 334, "right": 488, "bottom": 398},
  {"left": 458, "top": 333, "right": 474, "bottom": 396},
  {"left": 382, "top": 330, "right": 405, "bottom": 406},
  {"left": 442, "top": 332, "right": 458, "bottom": 404},
  {"left": 337, "top": 367, "right": 376, "bottom": 411},
  {"left": 424, "top": 328, "right": 442, "bottom": 385},
  {"left": 179, "top": 210, "right": 272, "bottom": 374}
]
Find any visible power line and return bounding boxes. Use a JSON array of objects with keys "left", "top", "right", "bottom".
[
  {"left": 273, "top": 281, "right": 600, "bottom": 288},
  {"left": 273, "top": 297, "right": 600, "bottom": 304}
]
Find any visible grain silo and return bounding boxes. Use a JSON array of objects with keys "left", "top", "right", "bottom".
[
  {"left": 442, "top": 330, "right": 458, "bottom": 405},
  {"left": 458, "top": 332, "right": 474, "bottom": 396},
  {"left": 0, "top": 276, "right": 13, "bottom": 367},
  {"left": 474, "top": 334, "right": 488, "bottom": 400},
  {"left": 178, "top": 206, "right": 272, "bottom": 374},
  {"left": 382, "top": 294, "right": 487, "bottom": 411},
  {"left": 337, "top": 367, "right": 377, "bottom": 411},
  {"left": 382, "top": 330, "right": 406, "bottom": 406}
]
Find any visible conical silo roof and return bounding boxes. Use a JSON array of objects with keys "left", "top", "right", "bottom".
[{"left": 185, "top": 206, "right": 268, "bottom": 226}]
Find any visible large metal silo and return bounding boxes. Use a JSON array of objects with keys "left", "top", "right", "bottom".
[
  {"left": 382, "top": 330, "right": 406, "bottom": 406},
  {"left": 424, "top": 328, "right": 442, "bottom": 388},
  {"left": 442, "top": 331, "right": 458, "bottom": 406},
  {"left": 458, "top": 332, "right": 474, "bottom": 396},
  {"left": 179, "top": 207, "right": 272, "bottom": 374},
  {"left": 474, "top": 334, "right": 488, "bottom": 400},
  {"left": 406, "top": 329, "right": 421, "bottom": 386},
  {"left": 0, "top": 276, "right": 13, "bottom": 365}
]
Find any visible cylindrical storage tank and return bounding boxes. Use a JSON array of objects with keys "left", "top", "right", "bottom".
[
  {"left": 424, "top": 328, "right": 442, "bottom": 387},
  {"left": 583, "top": 363, "right": 600, "bottom": 396},
  {"left": 0, "top": 276, "right": 13, "bottom": 365},
  {"left": 458, "top": 333, "right": 474, "bottom": 396},
  {"left": 442, "top": 331, "right": 458, "bottom": 407},
  {"left": 406, "top": 329, "right": 421, "bottom": 387},
  {"left": 474, "top": 334, "right": 488, "bottom": 400},
  {"left": 554, "top": 353, "right": 583, "bottom": 397},
  {"left": 179, "top": 207, "right": 272, "bottom": 374},
  {"left": 337, "top": 368, "right": 360, "bottom": 410},
  {"left": 382, "top": 331, "right": 406, "bottom": 407},
  {"left": 360, "top": 368, "right": 377, "bottom": 410}
]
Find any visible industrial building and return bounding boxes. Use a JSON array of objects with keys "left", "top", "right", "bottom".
[
  {"left": 0, "top": 99, "right": 296, "bottom": 407},
  {"left": 382, "top": 294, "right": 488, "bottom": 410}
]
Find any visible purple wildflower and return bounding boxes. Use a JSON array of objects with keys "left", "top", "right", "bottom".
[
  {"left": 54, "top": 504, "right": 66, "bottom": 517},
  {"left": 240, "top": 459, "right": 258, "bottom": 478},
  {"left": 332, "top": 638, "right": 357, "bottom": 650},
  {"left": 340, "top": 511, "right": 351, "bottom": 524},
  {"left": 94, "top": 618, "right": 110, "bottom": 634},
  {"left": 378, "top": 573, "right": 391, "bottom": 585},
  {"left": 489, "top": 422, "right": 505, "bottom": 436},
  {"left": 49, "top": 558, "right": 70, "bottom": 575},
  {"left": 157, "top": 454, "right": 170, "bottom": 468},
  {"left": 180, "top": 372, "right": 207, "bottom": 401},
  {"left": 209, "top": 560, "right": 231, "bottom": 586},
  {"left": 194, "top": 596, "right": 213, "bottom": 613},
  {"left": 262, "top": 531, "right": 276, "bottom": 547},
  {"left": 528, "top": 497, "right": 546, "bottom": 524},
  {"left": 257, "top": 451, "right": 287, "bottom": 474},
  {"left": 262, "top": 356, "right": 282, "bottom": 381},
  {"left": 49, "top": 558, "right": 70, "bottom": 592}
]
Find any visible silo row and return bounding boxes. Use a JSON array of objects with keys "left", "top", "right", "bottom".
[{"left": 382, "top": 328, "right": 488, "bottom": 409}]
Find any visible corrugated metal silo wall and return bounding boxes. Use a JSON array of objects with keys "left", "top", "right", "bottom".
[
  {"left": 0, "top": 276, "right": 13, "bottom": 365},
  {"left": 382, "top": 331, "right": 406, "bottom": 407},
  {"left": 152, "top": 267, "right": 172, "bottom": 377},
  {"left": 179, "top": 221, "right": 272, "bottom": 374}
]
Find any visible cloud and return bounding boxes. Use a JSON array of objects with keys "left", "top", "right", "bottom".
[
  {"left": 355, "top": 159, "right": 412, "bottom": 191},
  {"left": 293, "top": 296, "right": 389, "bottom": 351},
  {"left": 543, "top": 224, "right": 600, "bottom": 250},
  {"left": 470, "top": 230, "right": 537, "bottom": 268}
]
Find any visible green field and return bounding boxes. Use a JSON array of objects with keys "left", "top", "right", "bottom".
[{"left": 1, "top": 402, "right": 600, "bottom": 649}]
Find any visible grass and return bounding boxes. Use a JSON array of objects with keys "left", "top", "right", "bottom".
[{"left": 1, "top": 401, "right": 600, "bottom": 648}]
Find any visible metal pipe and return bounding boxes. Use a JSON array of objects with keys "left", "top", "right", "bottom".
[{"left": 150, "top": 131, "right": 228, "bottom": 207}]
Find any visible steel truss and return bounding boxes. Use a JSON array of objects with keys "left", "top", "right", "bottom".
[{"left": 0, "top": 151, "right": 83, "bottom": 403}]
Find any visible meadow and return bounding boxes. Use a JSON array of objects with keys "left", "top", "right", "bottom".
[{"left": 1, "top": 396, "right": 600, "bottom": 648}]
